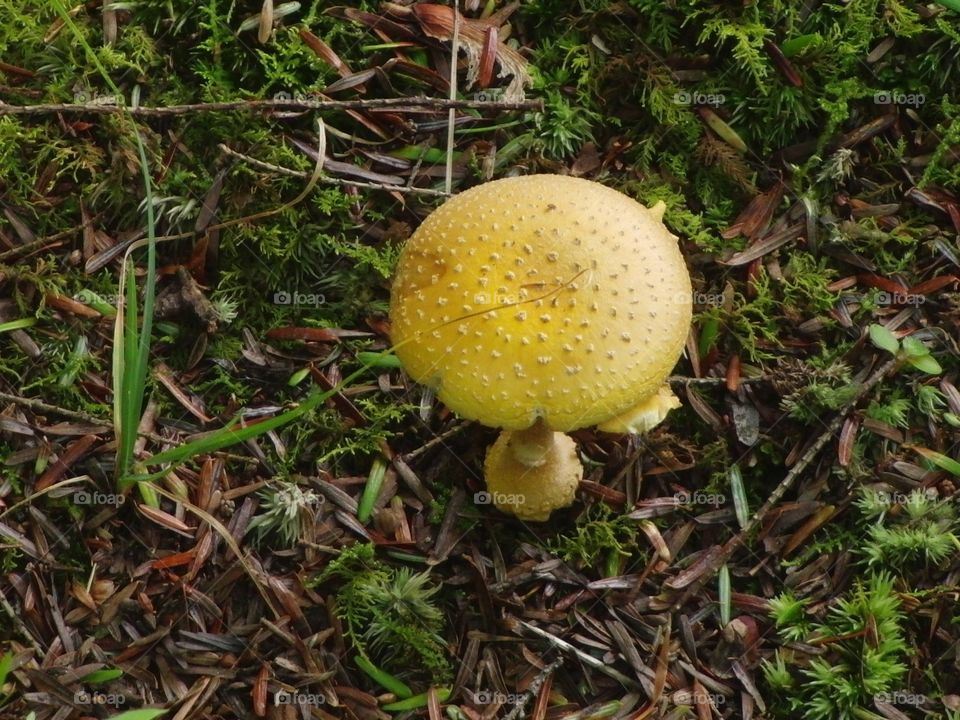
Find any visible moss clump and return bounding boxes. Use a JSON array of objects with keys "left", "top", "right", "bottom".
[
  {"left": 310, "top": 543, "right": 451, "bottom": 683},
  {"left": 763, "top": 573, "right": 911, "bottom": 720}
]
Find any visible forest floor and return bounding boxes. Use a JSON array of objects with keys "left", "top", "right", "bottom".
[{"left": 2, "top": 2, "right": 960, "bottom": 719}]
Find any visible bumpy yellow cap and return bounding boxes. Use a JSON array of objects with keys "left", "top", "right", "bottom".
[{"left": 389, "top": 174, "right": 691, "bottom": 433}]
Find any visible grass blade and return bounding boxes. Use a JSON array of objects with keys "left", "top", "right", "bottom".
[
  {"left": 382, "top": 688, "right": 451, "bottom": 712},
  {"left": 52, "top": 1, "right": 158, "bottom": 492},
  {"left": 729, "top": 463, "right": 749, "bottom": 529},
  {"left": 357, "top": 457, "right": 388, "bottom": 523},
  {"left": 719, "top": 563, "right": 731, "bottom": 626},
  {"left": 138, "top": 395, "right": 324, "bottom": 469},
  {"left": 909, "top": 445, "right": 960, "bottom": 477},
  {"left": 354, "top": 655, "right": 413, "bottom": 698}
]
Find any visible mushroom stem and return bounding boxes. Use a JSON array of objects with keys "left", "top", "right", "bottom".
[
  {"left": 506, "top": 418, "right": 555, "bottom": 467},
  {"left": 483, "top": 421, "right": 584, "bottom": 521}
]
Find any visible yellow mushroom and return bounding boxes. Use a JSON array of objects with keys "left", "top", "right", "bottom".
[{"left": 389, "top": 175, "right": 692, "bottom": 521}]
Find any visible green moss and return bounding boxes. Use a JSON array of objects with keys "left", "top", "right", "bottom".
[
  {"left": 549, "top": 503, "right": 638, "bottom": 572},
  {"left": 310, "top": 543, "right": 451, "bottom": 682},
  {"left": 857, "top": 488, "right": 960, "bottom": 568},
  {"left": 763, "top": 573, "right": 911, "bottom": 720}
]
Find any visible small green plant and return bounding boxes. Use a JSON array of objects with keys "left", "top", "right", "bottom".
[
  {"left": 549, "top": 503, "right": 638, "bottom": 575},
  {"left": 869, "top": 324, "right": 943, "bottom": 375},
  {"left": 762, "top": 573, "right": 911, "bottom": 720},
  {"left": 856, "top": 488, "right": 960, "bottom": 568},
  {"left": 51, "top": 1, "right": 160, "bottom": 505},
  {"left": 526, "top": 33, "right": 607, "bottom": 159},
  {"left": 309, "top": 543, "right": 451, "bottom": 682},
  {"left": 780, "top": 362, "right": 860, "bottom": 423},
  {"left": 864, "top": 394, "right": 913, "bottom": 428},
  {"left": 767, "top": 592, "right": 811, "bottom": 642},
  {"left": 915, "top": 384, "right": 947, "bottom": 416},
  {"left": 246, "top": 479, "right": 324, "bottom": 547}
]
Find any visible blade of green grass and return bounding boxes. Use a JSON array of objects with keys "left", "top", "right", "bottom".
[
  {"left": 132, "top": 342, "right": 402, "bottom": 477},
  {"left": 909, "top": 445, "right": 960, "bottom": 477},
  {"left": 101, "top": 710, "right": 166, "bottom": 720},
  {"left": 729, "top": 464, "right": 749, "bottom": 530},
  {"left": 354, "top": 655, "right": 413, "bottom": 698},
  {"left": 0, "top": 650, "right": 13, "bottom": 704},
  {"left": 355, "top": 351, "right": 403, "bottom": 368},
  {"left": 382, "top": 688, "right": 451, "bottom": 712},
  {"left": 52, "top": 1, "right": 157, "bottom": 494},
  {"left": 718, "top": 563, "right": 732, "bottom": 626},
  {"left": 136, "top": 398, "right": 320, "bottom": 469},
  {"left": 117, "top": 259, "right": 145, "bottom": 486},
  {"left": 0, "top": 318, "right": 37, "bottom": 333},
  {"left": 83, "top": 668, "right": 124, "bottom": 684},
  {"left": 357, "top": 457, "right": 388, "bottom": 523}
]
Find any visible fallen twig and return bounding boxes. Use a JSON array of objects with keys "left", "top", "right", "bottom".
[
  {"left": 0, "top": 96, "right": 543, "bottom": 117},
  {"left": 0, "top": 584, "right": 44, "bottom": 655},
  {"left": 0, "top": 391, "right": 108, "bottom": 425},
  {"left": 669, "top": 355, "right": 898, "bottom": 609},
  {"left": 502, "top": 657, "right": 565, "bottom": 720},
  {"left": 511, "top": 618, "right": 641, "bottom": 689},
  {"left": 667, "top": 375, "right": 770, "bottom": 386}
]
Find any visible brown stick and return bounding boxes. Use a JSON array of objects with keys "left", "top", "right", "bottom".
[
  {"left": 670, "top": 355, "right": 898, "bottom": 609},
  {"left": 0, "top": 96, "right": 543, "bottom": 117}
]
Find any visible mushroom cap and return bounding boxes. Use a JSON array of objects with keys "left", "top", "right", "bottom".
[{"left": 389, "top": 174, "right": 692, "bottom": 432}]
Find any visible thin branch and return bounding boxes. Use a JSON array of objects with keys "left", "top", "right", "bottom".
[
  {"left": 402, "top": 422, "right": 471, "bottom": 460},
  {"left": 0, "top": 96, "right": 543, "bottom": 117},
  {"left": 511, "top": 618, "right": 642, "bottom": 689},
  {"left": 0, "top": 587, "right": 44, "bottom": 655},
  {"left": 0, "top": 228, "right": 76, "bottom": 262},
  {"left": 502, "top": 658, "right": 565, "bottom": 720},
  {"left": 445, "top": 0, "right": 461, "bottom": 195},
  {"left": 0, "top": 391, "right": 109, "bottom": 425},
  {"left": 669, "top": 355, "right": 898, "bottom": 609},
  {"left": 667, "top": 375, "right": 771, "bottom": 386}
]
